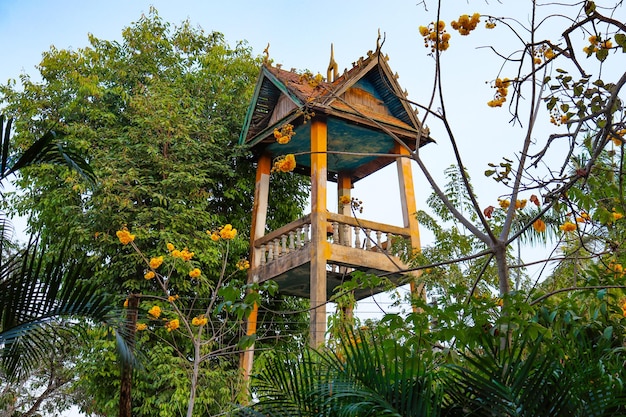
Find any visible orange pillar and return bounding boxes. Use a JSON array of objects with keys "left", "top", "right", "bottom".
[
  {"left": 241, "top": 152, "right": 271, "bottom": 381},
  {"left": 310, "top": 118, "right": 328, "bottom": 347},
  {"left": 394, "top": 143, "right": 423, "bottom": 301}
]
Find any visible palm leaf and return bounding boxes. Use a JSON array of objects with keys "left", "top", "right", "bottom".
[{"left": 0, "top": 236, "right": 114, "bottom": 381}]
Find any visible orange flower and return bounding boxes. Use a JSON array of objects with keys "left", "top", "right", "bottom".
[
  {"left": 144, "top": 271, "right": 156, "bottom": 280},
  {"left": 148, "top": 305, "right": 161, "bottom": 318},
  {"left": 149, "top": 256, "right": 164, "bottom": 269},
  {"left": 116, "top": 228, "right": 135, "bottom": 245},
  {"left": 136, "top": 323, "right": 147, "bottom": 331},
  {"left": 533, "top": 219, "right": 546, "bottom": 233},
  {"left": 559, "top": 221, "right": 576, "bottom": 232},
  {"left": 165, "top": 318, "right": 179, "bottom": 332},
  {"left": 189, "top": 268, "right": 201, "bottom": 278}
]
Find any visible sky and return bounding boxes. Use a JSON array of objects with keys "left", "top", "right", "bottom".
[{"left": 1, "top": 1, "right": 625, "bottom": 414}]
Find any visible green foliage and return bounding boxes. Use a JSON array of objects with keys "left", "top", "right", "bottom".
[{"left": 1, "top": 8, "right": 309, "bottom": 414}]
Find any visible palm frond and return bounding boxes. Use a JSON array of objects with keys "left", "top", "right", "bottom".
[{"left": 0, "top": 237, "right": 114, "bottom": 381}]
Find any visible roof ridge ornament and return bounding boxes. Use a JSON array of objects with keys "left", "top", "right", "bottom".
[
  {"left": 263, "top": 43, "right": 270, "bottom": 64},
  {"left": 327, "top": 43, "right": 338, "bottom": 82}
]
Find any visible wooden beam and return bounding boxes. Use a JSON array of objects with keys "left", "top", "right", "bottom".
[{"left": 310, "top": 118, "right": 328, "bottom": 347}]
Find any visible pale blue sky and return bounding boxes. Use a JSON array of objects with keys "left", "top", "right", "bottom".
[{"left": 2, "top": 2, "right": 625, "bottom": 414}]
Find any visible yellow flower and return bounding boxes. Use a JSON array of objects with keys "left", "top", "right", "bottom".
[
  {"left": 210, "top": 233, "right": 220, "bottom": 241},
  {"left": 544, "top": 48, "right": 555, "bottom": 60},
  {"left": 237, "top": 259, "right": 250, "bottom": 271},
  {"left": 189, "top": 268, "right": 201, "bottom": 278},
  {"left": 219, "top": 224, "right": 237, "bottom": 240},
  {"left": 144, "top": 271, "right": 156, "bottom": 280},
  {"left": 559, "top": 221, "right": 577, "bottom": 232},
  {"left": 533, "top": 219, "right": 546, "bottom": 233},
  {"left": 123, "top": 299, "right": 129, "bottom": 308},
  {"left": 192, "top": 315, "right": 208, "bottom": 326},
  {"left": 272, "top": 154, "right": 297, "bottom": 173},
  {"left": 612, "top": 210, "right": 623, "bottom": 221},
  {"left": 171, "top": 249, "right": 182, "bottom": 258},
  {"left": 419, "top": 26, "right": 429, "bottom": 36},
  {"left": 116, "top": 228, "right": 135, "bottom": 245},
  {"left": 339, "top": 195, "right": 352, "bottom": 206},
  {"left": 148, "top": 305, "right": 161, "bottom": 318},
  {"left": 180, "top": 248, "right": 194, "bottom": 261},
  {"left": 498, "top": 199, "right": 510, "bottom": 209},
  {"left": 576, "top": 212, "right": 590, "bottom": 223},
  {"left": 168, "top": 295, "right": 179, "bottom": 302},
  {"left": 165, "top": 318, "right": 179, "bottom": 332},
  {"left": 166, "top": 242, "right": 175, "bottom": 252},
  {"left": 149, "top": 256, "right": 164, "bottom": 269},
  {"left": 515, "top": 199, "right": 527, "bottom": 210},
  {"left": 136, "top": 323, "right": 147, "bottom": 331}
]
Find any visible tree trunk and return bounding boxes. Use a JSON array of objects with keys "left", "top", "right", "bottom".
[
  {"left": 494, "top": 243, "right": 510, "bottom": 296},
  {"left": 186, "top": 341, "right": 201, "bottom": 417},
  {"left": 119, "top": 295, "right": 138, "bottom": 417}
]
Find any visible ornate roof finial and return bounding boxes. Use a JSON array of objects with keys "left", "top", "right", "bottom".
[
  {"left": 263, "top": 43, "right": 270, "bottom": 64},
  {"left": 376, "top": 29, "right": 382, "bottom": 51},
  {"left": 327, "top": 43, "right": 338, "bottom": 82}
]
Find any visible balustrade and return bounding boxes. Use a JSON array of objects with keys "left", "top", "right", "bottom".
[{"left": 254, "top": 212, "right": 411, "bottom": 267}]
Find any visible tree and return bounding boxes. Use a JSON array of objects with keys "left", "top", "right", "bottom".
[
  {"left": 240, "top": 0, "right": 626, "bottom": 415},
  {"left": 0, "top": 114, "right": 116, "bottom": 415},
  {"left": 0, "top": 9, "right": 308, "bottom": 416}
]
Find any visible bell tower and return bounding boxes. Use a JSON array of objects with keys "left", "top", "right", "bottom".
[{"left": 239, "top": 44, "right": 432, "bottom": 376}]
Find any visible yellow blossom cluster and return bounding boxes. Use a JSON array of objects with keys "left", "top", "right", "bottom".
[
  {"left": 549, "top": 107, "right": 570, "bottom": 126},
  {"left": 192, "top": 315, "right": 208, "bottom": 326},
  {"left": 148, "top": 305, "right": 161, "bottom": 318},
  {"left": 532, "top": 44, "right": 556, "bottom": 65},
  {"left": 533, "top": 219, "right": 547, "bottom": 233},
  {"left": 608, "top": 261, "right": 624, "bottom": 276},
  {"left": 621, "top": 299, "right": 626, "bottom": 317},
  {"left": 236, "top": 259, "right": 250, "bottom": 271},
  {"left": 273, "top": 123, "right": 295, "bottom": 145},
  {"left": 559, "top": 221, "right": 577, "bottom": 232},
  {"left": 612, "top": 210, "right": 624, "bottom": 221},
  {"left": 220, "top": 224, "right": 237, "bottom": 239},
  {"left": 189, "top": 268, "right": 202, "bottom": 278},
  {"left": 116, "top": 228, "right": 135, "bottom": 245},
  {"left": 610, "top": 129, "right": 626, "bottom": 146},
  {"left": 487, "top": 78, "right": 511, "bottom": 108},
  {"left": 170, "top": 247, "right": 194, "bottom": 261},
  {"left": 419, "top": 21, "right": 451, "bottom": 52},
  {"left": 272, "top": 154, "right": 296, "bottom": 173},
  {"left": 207, "top": 224, "right": 237, "bottom": 241},
  {"left": 149, "top": 256, "right": 164, "bottom": 269},
  {"left": 165, "top": 318, "right": 179, "bottom": 332},
  {"left": 136, "top": 323, "right": 147, "bottom": 331},
  {"left": 450, "top": 13, "right": 481, "bottom": 35},
  {"left": 485, "top": 18, "right": 497, "bottom": 29},
  {"left": 576, "top": 212, "right": 591, "bottom": 223},
  {"left": 144, "top": 271, "right": 156, "bottom": 280},
  {"left": 168, "top": 294, "right": 179, "bottom": 302},
  {"left": 583, "top": 35, "right": 613, "bottom": 55},
  {"left": 339, "top": 195, "right": 352, "bottom": 206}
]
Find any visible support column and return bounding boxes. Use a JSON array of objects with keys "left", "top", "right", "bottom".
[
  {"left": 337, "top": 172, "right": 354, "bottom": 323},
  {"left": 310, "top": 118, "right": 328, "bottom": 347},
  {"left": 241, "top": 152, "right": 271, "bottom": 382},
  {"left": 394, "top": 143, "right": 424, "bottom": 302}
]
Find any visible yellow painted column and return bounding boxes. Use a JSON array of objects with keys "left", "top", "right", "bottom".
[
  {"left": 310, "top": 118, "right": 328, "bottom": 347},
  {"left": 241, "top": 152, "right": 271, "bottom": 382},
  {"left": 394, "top": 143, "right": 424, "bottom": 302}
]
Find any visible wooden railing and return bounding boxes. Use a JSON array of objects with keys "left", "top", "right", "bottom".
[{"left": 253, "top": 212, "right": 411, "bottom": 267}]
